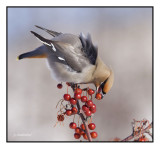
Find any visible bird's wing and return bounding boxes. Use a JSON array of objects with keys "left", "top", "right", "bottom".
[
  {"left": 34, "top": 26, "right": 98, "bottom": 65},
  {"left": 79, "top": 33, "right": 98, "bottom": 65},
  {"left": 31, "top": 30, "right": 98, "bottom": 72},
  {"left": 35, "top": 25, "right": 62, "bottom": 37},
  {"left": 30, "top": 31, "right": 89, "bottom": 72},
  {"left": 53, "top": 32, "right": 98, "bottom": 66}
]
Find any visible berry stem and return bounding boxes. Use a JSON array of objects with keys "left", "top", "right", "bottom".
[
  {"left": 76, "top": 100, "right": 92, "bottom": 142},
  {"left": 71, "top": 84, "right": 92, "bottom": 142}
]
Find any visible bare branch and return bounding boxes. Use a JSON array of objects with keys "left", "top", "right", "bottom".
[{"left": 121, "top": 122, "right": 152, "bottom": 142}]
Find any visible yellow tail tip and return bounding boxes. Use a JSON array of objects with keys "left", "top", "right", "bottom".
[{"left": 16, "top": 56, "right": 19, "bottom": 61}]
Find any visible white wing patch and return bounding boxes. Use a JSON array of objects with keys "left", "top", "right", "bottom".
[
  {"left": 36, "top": 37, "right": 51, "bottom": 46},
  {"left": 58, "top": 57, "right": 65, "bottom": 61},
  {"left": 35, "top": 37, "right": 56, "bottom": 52},
  {"left": 51, "top": 43, "right": 56, "bottom": 52}
]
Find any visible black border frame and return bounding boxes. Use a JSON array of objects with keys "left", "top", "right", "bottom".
[{"left": 6, "top": 6, "right": 154, "bottom": 143}]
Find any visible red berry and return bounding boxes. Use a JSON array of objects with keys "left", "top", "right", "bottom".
[
  {"left": 81, "top": 96, "right": 88, "bottom": 102},
  {"left": 57, "top": 114, "right": 65, "bottom": 121},
  {"left": 57, "top": 83, "right": 63, "bottom": 89},
  {"left": 74, "top": 133, "right": 81, "bottom": 139},
  {"left": 85, "top": 110, "right": 92, "bottom": 116},
  {"left": 69, "top": 122, "right": 77, "bottom": 129},
  {"left": 90, "top": 108, "right": 96, "bottom": 113},
  {"left": 63, "top": 94, "right": 71, "bottom": 101},
  {"left": 138, "top": 138, "right": 145, "bottom": 141},
  {"left": 80, "top": 124, "right": 85, "bottom": 130},
  {"left": 83, "top": 133, "right": 88, "bottom": 140},
  {"left": 138, "top": 136, "right": 149, "bottom": 142},
  {"left": 89, "top": 104, "right": 96, "bottom": 113},
  {"left": 72, "top": 107, "right": 78, "bottom": 114},
  {"left": 66, "top": 82, "right": 71, "bottom": 86},
  {"left": 90, "top": 131, "right": 98, "bottom": 139},
  {"left": 80, "top": 129, "right": 85, "bottom": 135},
  {"left": 88, "top": 89, "right": 95, "bottom": 95},
  {"left": 74, "top": 88, "right": 82, "bottom": 94},
  {"left": 86, "top": 100, "right": 93, "bottom": 107},
  {"left": 70, "top": 98, "right": 77, "bottom": 105},
  {"left": 65, "top": 110, "right": 72, "bottom": 116},
  {"left": 74, "top": 93, "right": 81, "bottom": 99},
  {"left": 75, "top": 127, "right": 81, "bottom": 134},
  {"left": 96, "top": 93, "right": 102, "bottom": 100},
  {"left": 88, "top": 123, "right": 96, "bottom": 130},
  {"left": 89, "top": 104, "right": 96, "bottom": 111},
  {"left": 82, "top": 105, "right": 89, "bottom": 112}
]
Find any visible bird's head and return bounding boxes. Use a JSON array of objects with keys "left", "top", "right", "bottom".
[{"left": 98, "top": 69, "right": 114, "bottom": 98}]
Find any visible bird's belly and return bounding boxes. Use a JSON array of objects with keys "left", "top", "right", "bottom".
[{"left": 46, "top": 59, "right": 95, "bottom": 84}]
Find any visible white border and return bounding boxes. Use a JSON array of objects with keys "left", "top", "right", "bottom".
[{"left": 1, "top": 0, "right": 159, "bottom": 148}]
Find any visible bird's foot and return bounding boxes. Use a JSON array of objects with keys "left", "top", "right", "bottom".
[{"left": 69, "top": 83, "right": 80, "bottom": 91}]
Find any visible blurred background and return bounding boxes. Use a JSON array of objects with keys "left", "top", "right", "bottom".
[{"left": 8, "top": 7, "right": 152, "bottom": 141}]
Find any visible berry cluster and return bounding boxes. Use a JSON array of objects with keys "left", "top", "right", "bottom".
[
  {"left": 69, "top": 122, "right": 97, "bottom": 140},
  {"left": 55, "top": 83, "right": 102, "bottom": 141},
  {"left": 56, "top": 84, "right": 152, "bottom": 141}
]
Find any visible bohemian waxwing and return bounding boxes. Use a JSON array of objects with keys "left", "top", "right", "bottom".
[{"left": 17, "top": 25, "right": 114, "bottom": 97}]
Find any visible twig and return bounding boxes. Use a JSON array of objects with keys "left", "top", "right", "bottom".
[
  {"left": 56, "top": 99, "right": 63, "bottom": 108},
  {"left": 121, "top": 122, "right": 152, "bottom": 142},
  {"left": 145, "top": 129, "right": 152, "bottom": 137},
  {"left": 77, "top": 100, "right": 92, "bottom": 142}
]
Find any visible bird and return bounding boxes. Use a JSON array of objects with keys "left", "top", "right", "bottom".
[{"left": 17, "top": 25, "right": 114, "bottom": 97}]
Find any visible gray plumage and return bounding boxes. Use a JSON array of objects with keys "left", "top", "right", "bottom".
[
  {"left": 28, "top": 26, "right": 99, "bottom": 83},
  {"left": 18, "top": 26, "right": 114, "bottom": 94},
  {"left": 30, "top": 27, "right": 98, "bottom": 73}
]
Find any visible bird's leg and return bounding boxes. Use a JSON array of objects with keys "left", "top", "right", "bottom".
[{"left": 70, "top": 83, "right": 79, "bottom": 91}]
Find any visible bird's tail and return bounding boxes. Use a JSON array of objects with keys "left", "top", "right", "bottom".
[{"left": 17, "top": 45, "right": 47, "bottom": 60}]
